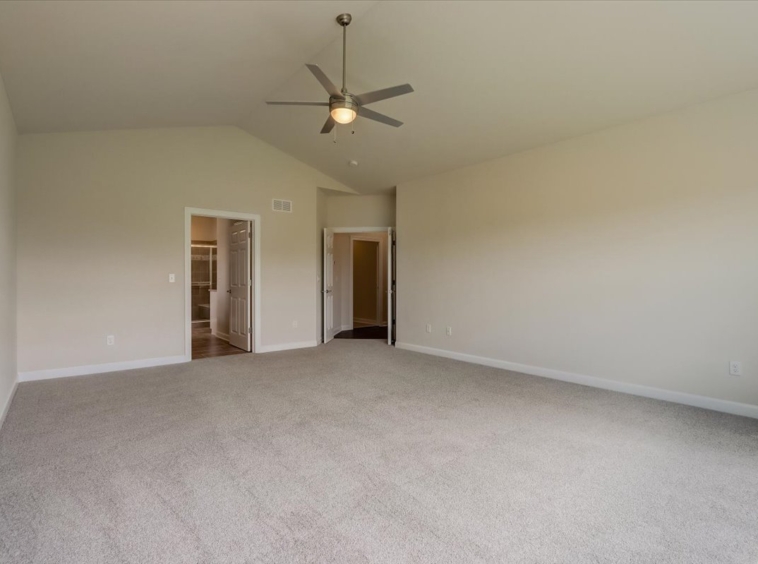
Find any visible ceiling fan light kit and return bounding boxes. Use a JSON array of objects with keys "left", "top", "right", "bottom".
[
  {"left": 330, "top": 95, "right": 358, "bottom": 124},
  {"left": 266, "top": 13, "right": 413, "bottom": 135}
]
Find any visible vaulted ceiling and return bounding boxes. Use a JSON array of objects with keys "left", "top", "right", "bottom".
[{"left": 2, "top": 1, "right": 758, "bottom": 193}]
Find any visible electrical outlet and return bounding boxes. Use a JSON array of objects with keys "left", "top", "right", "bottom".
[
  {"left": 446, "top": 326, "right": 452, "bottom": 336},
  {"left": 106, "top": 335, "right": 115, "bottom": 346},
  {"left": 426, "top": 324, "right": 432, "bottom": 333},
  {"left": 168, "top": 273, "right": 175, "bottom": 283},
  {"left": 729, "top": 361, "right": 742, "bottom": 377}
]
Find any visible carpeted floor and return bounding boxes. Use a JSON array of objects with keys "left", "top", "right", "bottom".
[{"left": 1, "top": 340, "right": 757, "bottom": 564}]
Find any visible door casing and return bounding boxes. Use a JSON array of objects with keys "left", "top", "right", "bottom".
[
  {"left": 184, "top": 207, "right": 261, "bottom": 359},
  {"left": 322, "top": 226, "right": 394, "bottom": 346}
]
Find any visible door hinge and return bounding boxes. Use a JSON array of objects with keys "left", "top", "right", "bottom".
[
  {"left": 248, "top": 327, "right": 251, "bottom": 334},
  {"left": 248, "top": 231, "right": 252, "bottom": 239}
]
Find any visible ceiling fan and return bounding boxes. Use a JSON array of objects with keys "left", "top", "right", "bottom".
[{"left": 266, "top": 13, "right": 414, "bottom": 134}]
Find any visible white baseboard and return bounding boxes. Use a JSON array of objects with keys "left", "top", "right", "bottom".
[
  {"left": 354, "top": 318, "right": 381, "bottom": 326},
  {"left": 0, "top": 380, "right": 18, "bottom": 432},
  {"left": 212, "top": 331, "right": 230, "bottom": 342},
  {"left": 257, "top": 341, "right": 318, "bottom": 353},
  {"left": 17, "top": 355, "right": 190, "bottom": 383},
  {"left": 396, "top": 342, "right": 758, "bottom": 420}
]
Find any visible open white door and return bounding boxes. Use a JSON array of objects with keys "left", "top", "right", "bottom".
[
  {"left": 388, "top": 228, "right": 395, "bottom": 345},
  {"left": 229, "top": 221, "right": 252, "bottom": 351},
  {"left": 323, "top": 228, "right": 336, "bottom": 343}
]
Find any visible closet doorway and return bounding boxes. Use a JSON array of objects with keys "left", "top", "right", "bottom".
[
  {"left": 323, "top": 227, "right": 394, "bottom": 344},
  {"left": 185, "top": 208, "right": 261, "bottom": 360}
]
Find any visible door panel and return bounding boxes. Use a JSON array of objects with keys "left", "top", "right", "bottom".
[
  {"left": 323, "top": 228, "right": 336, "bottom": 343},
  {"left": 229, "top": 221, "right": 251, "bottom": 351},
  {"left": 388, "top": 228, "right": 395, "bottom": 345}
]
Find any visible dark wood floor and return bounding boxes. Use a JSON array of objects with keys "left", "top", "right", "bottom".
[
  {"left": 334, "top": 325, "right": 388, "bottom": 340},
  {"left": 192, "top": 327, "right": 248, "bottom": 360}
]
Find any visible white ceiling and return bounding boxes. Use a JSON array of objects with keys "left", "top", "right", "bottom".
[
  {"left": 0, "top": 1, "right": 375, "bottom": 132},
  {"left": 2, "top": 1, "right": 758, "bottom": 193}
]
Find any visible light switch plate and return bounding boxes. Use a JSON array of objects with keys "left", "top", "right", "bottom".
[{"left": 169, "top": 273, "right": 176, "bottom": 283}]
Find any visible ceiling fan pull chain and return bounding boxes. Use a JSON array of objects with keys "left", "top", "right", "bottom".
[{"left": 333, "top": 126, "right": 337, "bottom": 144}]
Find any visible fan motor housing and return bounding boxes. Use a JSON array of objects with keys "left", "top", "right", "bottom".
[{"left": 330, "top": 94, "right": 359, "bottom": 114}]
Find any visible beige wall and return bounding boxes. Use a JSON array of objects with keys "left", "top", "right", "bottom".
[
  {"left": 191, "top": 216, "right": 217, "bottom": 241},
  {"left": 326, "top": 193, "right": 395, "bottom": 227},
  {"left": 318, "top": 193, "right": 394, "bottom": 339},
  {"left": 397, "top": 89, "right": 758, "bottom": 407},
  {"left": 16, "top": 126, "right": 350, "bottom": 373},
  {"left": 353, "top": 240, "right": 380, "bottom": 323},
  {"left": 0, "top": 71, "right": 17, "bottom": 420}
]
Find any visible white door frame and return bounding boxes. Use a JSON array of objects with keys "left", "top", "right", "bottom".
[
  {"left": 185, "top": 207, "right": 262, "bottom": 358},
  {"left": 325, "top": 227, "right": 392, "bottom": 340}
]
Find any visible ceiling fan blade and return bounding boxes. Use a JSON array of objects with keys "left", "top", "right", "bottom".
[
  {"left": 306, "top": 64, "right": 342, "bottom": 98},
  {"left": 266, "top": 101, "right": 329, "bottom": 106},
  {"left": 356, "top": 84, "right": 414, "bottom": 106},
  {"left": 359, "top": 107, "right": 403, "bottom": 128},
  {"left": 320, "top": 116, "right": 336, "bottom": 134}
]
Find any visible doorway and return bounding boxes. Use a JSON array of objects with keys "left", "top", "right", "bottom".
[
  {"left": 185, "top": 208, "right": 261, "bottom": 360},
  {"left": 352, "top": 239, "right": 381, "bottom": 327},
  {"left": 323, "top": 227, "right": 395, "bottom": 345}
]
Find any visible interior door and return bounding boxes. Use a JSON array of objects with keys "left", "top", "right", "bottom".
[
  {"left": 229, "top": 221, "right": 252, "bottom": 351},
  {"left": 323, "top": 228, "right": 336, "bottom": 343},
  {"left": 388, "top": 228, "right": 395, "bottom": 345}
]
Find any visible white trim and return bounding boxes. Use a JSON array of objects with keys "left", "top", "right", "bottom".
[
  {"left": 212, "top": 331, "right": 230, "bottom": 342},
  {"left": 0, "top": 380, "right": 18, "bottom": 432},
  {"left": 354, "top": 317, "right": 382, "bottom": 326},
  {"left": 185, "top": 208, "right": 262, "bottom": 358},
  {"left": 257, "top": 341, "right": 318, "bottom": 353},
  {"left": 387, "top": 227, "right": 394, "bottom": 346},
  {"left": 395, "top": 343, "right": 758, "bottom": 420},
  {"left": 330, "top": 227, "right": 390, "bottom": 234},
  {"left": 18, "top": 355, "right": 189, "bottom": 383}
]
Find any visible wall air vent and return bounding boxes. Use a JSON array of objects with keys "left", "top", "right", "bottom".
[{"left": 272, "top": 199, "right": 293, "bottom": 213}]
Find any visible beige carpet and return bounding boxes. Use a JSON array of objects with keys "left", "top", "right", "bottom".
[{"left": 1, "top": 340, "right": 756, "bottom": 563}]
